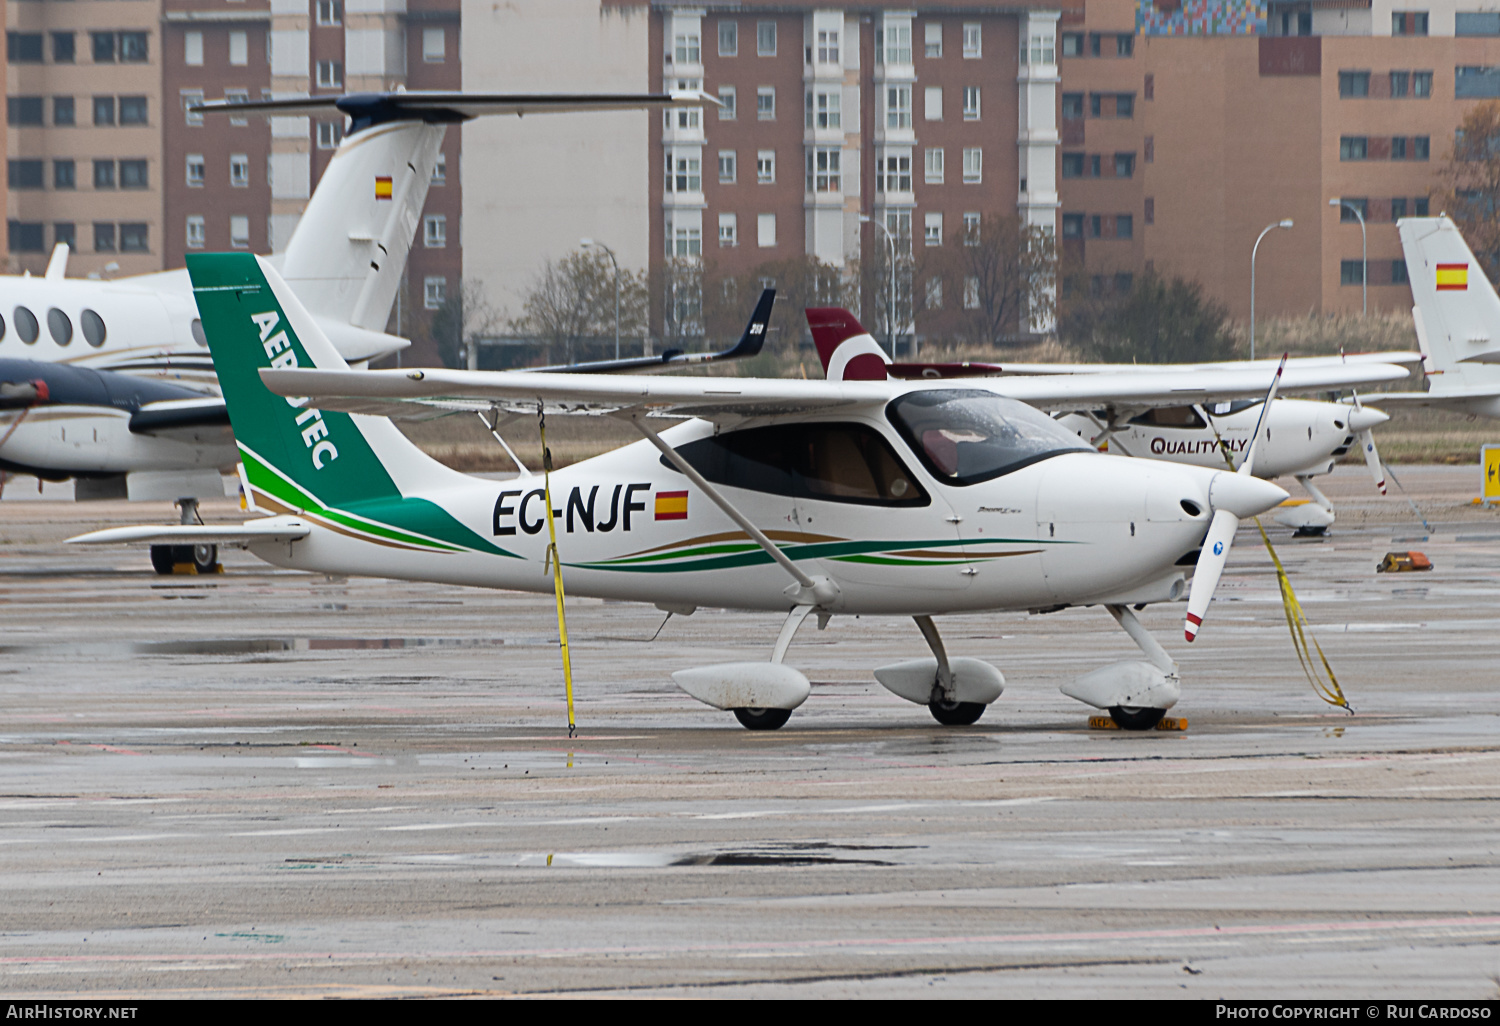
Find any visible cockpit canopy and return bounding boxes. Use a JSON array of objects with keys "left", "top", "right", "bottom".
[{"left": 887, "top": 389, "right": 1094, "bottom": 485}]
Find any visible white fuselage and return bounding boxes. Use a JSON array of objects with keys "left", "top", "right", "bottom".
[
  {"left": 1058, "top": 399, "right": 1359, "bottom": 479},
  {"left": 0, "top": 405, "right": 234, "bottom": 475},
  {"left": 244, "top": 418, "right": 1226, "bottom": 617}
]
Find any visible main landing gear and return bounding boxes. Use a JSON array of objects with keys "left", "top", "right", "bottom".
[
  {"left": 1061, "top": 604, "right": 1181, "bottom": 730},
  {"left": 873, "top": 615, "right": 1005, "bottom": 727},
  {"left": 149, "top": 497, "right": 218, "bottom": 575}
]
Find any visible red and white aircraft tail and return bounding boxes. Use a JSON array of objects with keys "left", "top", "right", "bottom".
[{"left": 806, "top": 308, "right": 892, "bottom": 381}]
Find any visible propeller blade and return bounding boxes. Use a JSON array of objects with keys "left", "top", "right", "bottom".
[
  {"left": 1185, "top": 509, "right": 1241, "bottom": 642},
  {"left": 1358, "top": 429, "right": 1388, "bottom": 495},
  {"left": 1238, "top": 353, "right": 1288, "bottom": 478}
]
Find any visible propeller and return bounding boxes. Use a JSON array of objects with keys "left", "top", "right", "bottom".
[
  {"left": 1184, "top": 355, "right": 1291, "bottom": 642},
  {"left": 1346, "top": 395, "right": 1389, "bottom": 495}
]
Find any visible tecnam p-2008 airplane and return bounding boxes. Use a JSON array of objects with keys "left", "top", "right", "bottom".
[{"left": 75, "top": 254, "right": 1411, "bottom": 731}]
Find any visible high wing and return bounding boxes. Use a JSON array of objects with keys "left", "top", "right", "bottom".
[
  {"left": 906, "top": 351, "right": 1423, "bottom": 379},
  {"left": 260, "top": 361, "right": 1413, "bottom": 422}
]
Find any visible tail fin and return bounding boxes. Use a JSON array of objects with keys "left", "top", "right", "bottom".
[
  {"left": 186, "top": 252, "right": 508, "bottom": 556},
  {"left": 805, "top": 308, "right": 891, "bottom": 382},
  {"left": 1398, "top": 216, "right": 1500, "bottom": 394}
]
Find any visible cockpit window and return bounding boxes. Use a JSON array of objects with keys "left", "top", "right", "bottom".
[
  {"left": 887, "top": 389, "right": 1094, "bottom": 486},
  {"left": 665, "top": 422, "right": 929, "bottom": 506}
]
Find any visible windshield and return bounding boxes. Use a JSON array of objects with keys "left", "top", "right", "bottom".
[{"left": 887, "top": 389, "right": 1094, "bottom": 486}]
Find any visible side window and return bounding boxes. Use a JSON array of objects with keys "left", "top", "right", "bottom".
[
  {"left": 665, "top": 423, "right": 929, "bottom": 506},
  {"left": 1129, "top": 405, "right": 1208, "bottom": 429}
]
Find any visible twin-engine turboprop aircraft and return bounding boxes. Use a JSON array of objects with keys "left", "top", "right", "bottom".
[
  {"left": 74, "top": 255, "right": 1412, "bottom": 730},
  {"left": 807, "top": 313, "right": 1404, "bottom": 534}
]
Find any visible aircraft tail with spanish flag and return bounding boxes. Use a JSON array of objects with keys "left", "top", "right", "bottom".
[{"left": 1395, "top": 216, "right": 1500, "bottom": 415}]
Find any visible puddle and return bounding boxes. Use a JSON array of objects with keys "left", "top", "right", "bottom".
[
  {"left": 289, "top": 843, "right": 902, "bottom": 870},
  {"left": 0, "top": 637, "right": 508, "bottom": 656}
]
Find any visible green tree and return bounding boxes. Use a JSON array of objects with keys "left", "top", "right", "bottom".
[
  {"left": 1062, "top": 272, "right": 1236, "bottom": 363},
  {"left": 1437, "top": 99, "right": 1500, "bottom": 280}
]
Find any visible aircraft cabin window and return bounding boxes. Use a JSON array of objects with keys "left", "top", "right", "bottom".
[
  {"left": 665, "top": 422, "right": 929, "bottom": 507},
  {"left": 190, "top": 318, "right": 206, "bottom": 347},
  {"left": 81, "top": 309, "right": 106, "bottom": 347},
  {"left": 888, "top": 390, "right": 1094, "bottom": 485},
  {"left": 14, "top": 306, "right": 38, "bottom": 344},
  {"left": 1206, "top": 400, "right": 1256, "bottom": 417},
  {"left": 1128, "top": 405, "right": 1207, "bottom": 429},
  {"left": 47, "top": 308, "right": 72, "bottom": 346},
  {"left": 0, "top": 313, "right": 6, "bottom": 341}
]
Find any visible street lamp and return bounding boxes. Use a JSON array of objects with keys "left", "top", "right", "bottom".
[
  {"left": 1329, "top": 198, "right": 1367, "bottom": 317},
  {"left": 580, "top": 238, "right": 621, "bottom": 361},
  {"left": 1250, "top": 219, "right": 1294, "bottom": 362},
  {"left": 859, "top": 214, "right": 898, "bottom": 356}
]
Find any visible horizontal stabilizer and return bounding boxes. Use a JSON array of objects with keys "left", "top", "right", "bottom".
[
  {"left": 68, "top": 521, "right": 312, "bottom": 546},
  {"left": 197, "top": 90, "right": 713, "bottom": 128}
]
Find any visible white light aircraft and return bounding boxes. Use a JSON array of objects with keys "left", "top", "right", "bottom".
[
  {"left": 808, "top": 315, "right": 1407, "bottom": 534},
  {"left": 73, "top": 255, "right": 1413, "bottom": 730}
]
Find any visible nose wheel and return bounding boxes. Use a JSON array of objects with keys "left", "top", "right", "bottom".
[
  {"left": 1108, "top": 705, "right": 1167, "bottom": 731},
  {"left": 732, "top": 707, "right": 792, "bottom": 731},
  {"left": 928, "top": 699, "right": 986, "bottom": 726}
]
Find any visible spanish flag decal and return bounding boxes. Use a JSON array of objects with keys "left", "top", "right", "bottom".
[
  {"left": 1436, "top": 263, "right": 1469, "bottom": 291},
  {"left": 374, "top": 176, "right": 393, "bottom": 200},
  {"left": 654, "top": 490, "right": 688, "bottom": 521}
]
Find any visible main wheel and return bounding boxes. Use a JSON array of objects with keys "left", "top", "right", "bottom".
[
  {"left": 928, "top": 699, "right": 986, "bottom": 726},
  {"left": 191, "top": 543, "right": 218, "bottom": 574},
  {"left": 733, "top": 707, "right": 791, "bottom": 731},
  {"left": 149, "top": 545, "right": 176, "bottom": 575},
  {"left": 1109, "top": 705, "right": 1167, "bottom": 731}
]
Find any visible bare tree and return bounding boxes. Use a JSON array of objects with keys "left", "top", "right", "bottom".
[
  {"left": 1437, "top": 100, "right": 1500, "bottom": 281},
  {"left": 918, "top": 214, "right": 1056, "bottom": 348},
  {"left": 429, "top": 279, "right": 500, "bottom": 370},
  {"left": 511, "top": 250, "right": 649, "bottom": 365}
]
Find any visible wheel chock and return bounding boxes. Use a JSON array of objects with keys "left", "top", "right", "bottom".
[
  {"left": 170, "top": 563, "right": 224, "bottom": 575},
  {"left": 1376, "top": 551, "right": 1432, "bottom": 573},
  {"left": 1088, "top": 715, "right": 1188, "bottom": 731}
]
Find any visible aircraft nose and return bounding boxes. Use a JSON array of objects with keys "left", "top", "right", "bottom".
[
  {"left": 1209, "top": 471, "right": 1289, "bottom": 519},
  {"left": 1346, "top": 405, "right": 1390, "bottom": 432}
]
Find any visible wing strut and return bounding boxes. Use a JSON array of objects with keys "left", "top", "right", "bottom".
[{"left": 620, "top": 411, "right": 839, "bottom": 607}]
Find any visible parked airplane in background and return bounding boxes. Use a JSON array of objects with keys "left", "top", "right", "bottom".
[
  {"left": 809, "top": 315, "right": 1404, "bottom": 533},
  {"left": 74, "top": 255, "right": 1413, "bottom": 731}
]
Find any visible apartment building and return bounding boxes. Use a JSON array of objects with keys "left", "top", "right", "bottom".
[
  {"left": 1060, "top": 0, "right": 1500, "bottom": 319},
  {"left": 7, "top": 0, "right": 459, "bottom": 360}
]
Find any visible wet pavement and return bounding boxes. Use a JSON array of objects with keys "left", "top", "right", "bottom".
[{"left": 1, "top": 465, "right": 1498, "bottom": 998}]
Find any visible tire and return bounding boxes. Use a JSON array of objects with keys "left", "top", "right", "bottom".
[
  {"left": 928, "top": 699, "right": 986, "bottom": 726},
  {"left": 732, "top": 707, "right": 792, "bottom": 731},
  {"left": 1109, "top": 705, "right": 1167, "bottom": 731},
  {"left": 192, "top": 543, "right": 218, "bottom": 575},
  {"left": 149, "top": 545, "right": 175, "bottom": 575}
]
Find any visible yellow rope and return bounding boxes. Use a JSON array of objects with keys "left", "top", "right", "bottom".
[{"left": 538, "top": 407, "right": 577, "bottom": 738}]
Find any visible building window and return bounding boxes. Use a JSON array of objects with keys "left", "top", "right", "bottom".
[
  {"left": 1088, "top": 215, "right": 1102, "bottom": 238},
  {"left": 718, "top": 150, "right": 736, "bottom": 184},
  {"left": 1416, "top": 197, "right": 1430, "bottom": 216},
  {"left": 424, "top": 214, "right": 447, "bottom": 248},
  {"left": 186, "top": 215, "right": 205, "bottom": 250},
  {"left": 7, "top": 32, "right": 43, "bottom": 63},
  {"left": 1340, "top": 136, "right": 1368, "bottom": 161},
  {"left": 1062, "top": 153, "right": 1084, "bottom": 178},
  {"left": 963, "top": 212, "right": 981, "bottom": 242},
  {"left": 878, "top": 151, "right": 912, "bottom": 193},
  {"left": 423, "top": 27, "right": 445, "bottom": 63},
  {"left": 432, "top": 151, "right": 446, "bottom": 185},
  {"left": 228, "top": 216, "right": 249, "bottom": 250},
  {"left": 806, "top": 148, "right": 841, "bottom": 193},
  {"left": 182, "top": 91, "right": 205, "bottom": 127},
  {"left": 718, "top": 86, "right": 736, "bottom": 120},
  {"left": 885, "top": 210, "right": 913, "bottom": 247},
  {"left": 93, "top": 160, "right": 116, "bottom": 189},
  {"left": 1341, "top": 260, "right": 1365, "bottom": 286},
  {"left": 666, "top": 154, "right": 701, "bottom": 193},
  {"left": 424, "top": 277, "right": 447, "bottom": 310},
  {"left": 963, "top": 147, "right": 982, "bottom": 184},
  {"left": 54, "top": 160, "right": 76, "bottom": 190},
  {"left": 93, "top": 96, "right": 116, "bottom": 127},
  {"left": 317, "top": 1, "right": 342, "bottom": 27},
  {"left": 1414, "top": 135, "right": 1430, "bottom": 160},
  {"left": 1392, "top": 136, "right": 1408, "bottom": 160},
  {"left": 316, "top": 61, "right": 342, "bottom": 89},
  {"left": 7, "top": 97, "right": 44, "bottom": 126},
  {"left": 1062, "top": 33, "right": 1084, "bottom": 57},
  {"left": 925, "top": 22, "right": 942, "bottom": 58},
  {"left": 758, "top": 213, "right": 776, "bottom": 247},
  {"left": 8, "top": 161, "right": 44, "bottom": 190},
  {"left": 184, "top": 31, "right": 203, "bottom": 67},
  {"left": 1338, "top": 198, "right": 1368, "bottom": 222},
  {"left": 54, "top": 223, "right": 76, "bottom": 250},
  {"left": 1026, "top": 32, "right": 1055, "bottom": 65},
  {"left": 924, "top": 147, "right": 944, "bottom": 184},
  {"left": 757, "top": 87, "right": 775, "bottom": 121},
  {"left": 229, "top": 30, "right": 248, "bottom": 66},
  {"left": 120, "top": 160, "right": 148, "bottom": 189},
  {"left": 924, "top": 86, "right": 943, "bottom": 121},
  {"left": 669, "top": 78, "right": 701, "bottom": 131},
  {"left": 1391, "top": 71, "right": 1410, "bottom": 97},
  {"left": 1394, "top": 11, "right": 1430, "bottom": 35},
  {"left": 1116, "top": 215, "right": 1133, "bottom": 239},
  {"left": 757, "top": 21, "right": 776, "bottom": 57},
  {"left": 875, "top": 24, "right": 906, "bottom": 65},
  {"left": 52, "top": 32, "right": 75, "bottom": 63},
  {"left": 719, "top": 21, "right": 738, "bottom": 57},
  {"left": 674, "top": 32, "right": 700, "bottom": 64},
  {"left": 719, "top": 213, "right": 737, "bottom": 247},
  {"left": 230, "top": 154, "right": 249, "bottom": 187},
  {"left": 963, "top": 87, "right": 980, "bottom": 121},
  {"left": 1339, "top": 71, "right": 1370, "bottom": 98},
  {"left": 669, "top": 223, "right": 701, "bottom": 257},
  {"left": 91, "top": 32, "right": 116, "bottom": 63},
  {"left": 1062, "top": 213, "right": 1084, "bottom": 239},
  {"left": 1392, "top": 197, "right": 1408, "bottom": 220},
  {"left": 1118, "top": 34, "right": 1134, "bottom": 56},
  {"left": 7, "top": 222, "right": 43, "bottom": 253},
  {"left": 1114, "top": 152, "right": 1135, "bottom": 177},
  {"left": 818, "top": 28, "right": 842, "bottom": 65},
  {"left": 53, "top": 97, "right": 75, "bottom": 126},
  {"left": 756, "top": 150, "right": 775, "bottom": 184},
  {"left": 186, "top": 153, "right": 204, "bottom": 187},
  {"left": 1116, "top": 94, "right": 1135, "bottom": 118},
  {"left": 925, "top": 212, "right": 943, "bottom": 246},
  {"left": 317, "top": 121, "right": 344, "bottom": 149},
  {"left": 886, "top": 86, "right": 912, "bottom": 129},
  {"left": 963, "top": 23, "right": 981, "bottom": 58},
  {"left": 964, "top": 277, "right": 980, "bottom": 309},
  {"left": 806, "top": 89, "right": 840, "bottom": 129},
  {"left": 119, "top": 96, "right": 148, "bottom": 125},
  {"left": 94, "top": 223, "right": 116, "bottom": 253},
  {"left": 1062, "top": 93, "right": 1084, "bottom": 119},
  {"left": 1145, "top": 197, "right": 1155, "bottom": 224},
  {"left": 1414, "top": 71, "right": 1433, "bottom": 97},
  {"left": 926, "top": 277, "right": 943, "bottom": 309},
  {"left": 120, "top": 223, "right": 148, "bottom": 253},
  {"left": 1392, "top": 260, "right": 1410, "bottom": 284}
]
